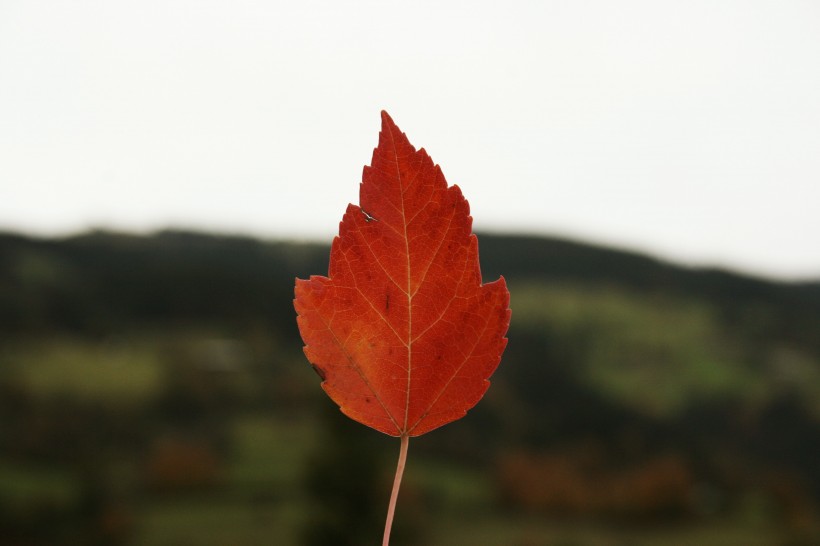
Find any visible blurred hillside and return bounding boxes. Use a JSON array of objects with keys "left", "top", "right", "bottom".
[{"left": 1, "top": 229, "right": 818, "bottom": 546}]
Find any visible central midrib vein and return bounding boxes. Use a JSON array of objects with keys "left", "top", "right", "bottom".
[{"left": 394, "top": 137, "right": 412, "bottom": 434}]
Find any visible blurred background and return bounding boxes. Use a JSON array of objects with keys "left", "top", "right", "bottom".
[
  {"left": 1, "top": 1, "right": 819, "bottom": 545},
  {"left": 1, "top": 232, "right": 819, "bottom": 546}
]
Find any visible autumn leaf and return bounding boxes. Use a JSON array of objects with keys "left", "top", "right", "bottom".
[
  {"left": 293, "top": 111, "right": 510, "bottom": 544},
  {"left": 295, "top": 110, "right": 510, "bottom": 437}
]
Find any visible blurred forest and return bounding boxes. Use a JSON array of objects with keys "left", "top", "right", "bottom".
[{"left": 1, "top": 229, "right": 819, "bottom": 546}]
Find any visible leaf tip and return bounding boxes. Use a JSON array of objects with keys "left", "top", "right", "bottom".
[{"left": 380, "top": 110, "right": 398, "bottom": 132}]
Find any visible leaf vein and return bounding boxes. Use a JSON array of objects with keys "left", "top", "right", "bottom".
[
  {"left": 309, "top": 297, "right": 400, "bottom": 434},
  {"left": 409, "top": 199, "right": 458, "bottom": 298},
  {"left": 406, "top": 297, "right": 496, "bottom": 435}
]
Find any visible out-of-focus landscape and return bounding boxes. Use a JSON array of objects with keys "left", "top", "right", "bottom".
[{"left": 1, "top": 229, "right": 818, "bottom": 546}]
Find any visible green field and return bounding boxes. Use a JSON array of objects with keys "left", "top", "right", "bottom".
[{"left": 1, "top": 335, "right": 817, "bottom": 545}]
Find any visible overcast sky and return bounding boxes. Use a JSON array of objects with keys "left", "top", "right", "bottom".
[{"left": 1, "top": 1, "right": 818, "bottom": 280}]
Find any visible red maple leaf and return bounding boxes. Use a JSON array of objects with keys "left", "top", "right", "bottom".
[
  {"left": 295, "top": 111, "right": 510, "bottom": 437},
  {"left": 293, "top": 111, "right": 510, "bottom": 544}
]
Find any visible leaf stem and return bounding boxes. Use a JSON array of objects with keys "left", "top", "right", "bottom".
[{"left": 382, "top": 433, "right": 409, "bottom": 546}]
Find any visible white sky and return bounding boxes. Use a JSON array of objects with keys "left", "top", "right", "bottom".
[{"left": 1, "top": 1, "right": 819, "bottom": 280}]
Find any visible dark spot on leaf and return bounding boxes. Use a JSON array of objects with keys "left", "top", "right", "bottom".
[
  {"left": 311, "top": 364, "right": 326, "bottom": 381},
  {"left": 385, "top": 293, "right": 390, "bottom": 311}
]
